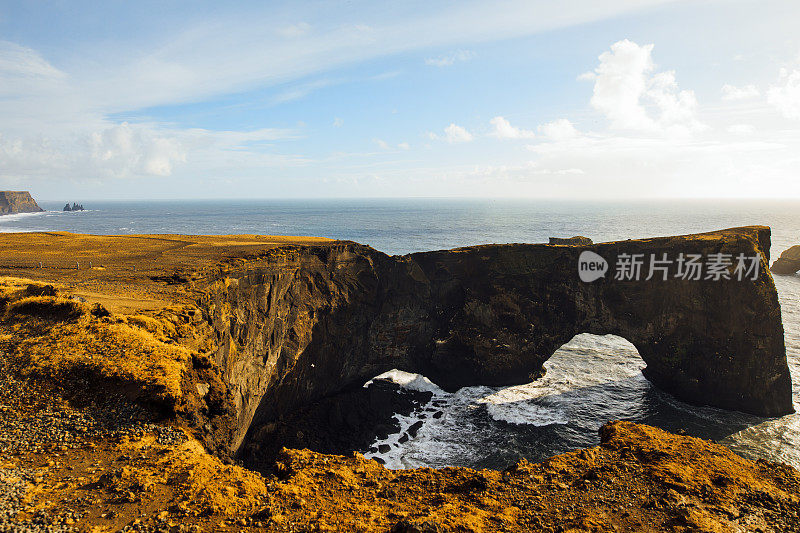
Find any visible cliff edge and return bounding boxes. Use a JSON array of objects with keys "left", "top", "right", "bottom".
[
  {"left": 0, "top": 190, "right": 44, "bottom": 215},
  {"left": 0, "top": 227, "right": 791, "bottom": 459},
  {"left": 0, "top": 229, "right": 795, "bottom": 531}
]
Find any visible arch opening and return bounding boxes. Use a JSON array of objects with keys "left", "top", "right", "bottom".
[
  {"left": 358, "top": 333, "right": 764, "bottom": 470},
  {"left": 360, "top": 333, "right": 646, "bottom": 469}
]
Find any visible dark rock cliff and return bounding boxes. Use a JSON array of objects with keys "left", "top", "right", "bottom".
[
  {"left": 194, "top": 226, "right": 793, "bottom": 456},
  {"left": 0, "top": 191, "right": 43, "bottom": 215}
]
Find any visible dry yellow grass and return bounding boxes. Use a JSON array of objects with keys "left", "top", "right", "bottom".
[{"left": 0, "top": 277, "right": 192, "bottom": 409}]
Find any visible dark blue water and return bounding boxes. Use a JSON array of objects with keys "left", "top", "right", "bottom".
[
  {"left": 3, "top": 199, "right": 800, "bottom": 469},
  {"left": 11, "top": 198, "right": 800, "bottom": 256}
]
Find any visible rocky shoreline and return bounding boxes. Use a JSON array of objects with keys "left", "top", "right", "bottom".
[{"left": 0, "top": 229, "right": 796, "bottom": 531}]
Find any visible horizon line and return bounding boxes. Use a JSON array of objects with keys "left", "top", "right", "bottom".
[{"left": 31, "top": 196, "right": 800, "bottom": 203}]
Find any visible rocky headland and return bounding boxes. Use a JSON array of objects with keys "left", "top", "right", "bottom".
[
  {"left": 771, "top": 245, "right": 800, "bottom": 275},
  {"left": 0, "top": 191, "right": 44, "bottom": 215},
  {"left": 0, "top": 227, "right": 795, "bottom": 531}
]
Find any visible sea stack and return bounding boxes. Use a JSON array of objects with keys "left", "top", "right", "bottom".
[
  {"left": 771, "top": 245, "right": 800, "bottom": 275},
  {"left": 0, "top": 191, "right": 44, "bottom": 215}
]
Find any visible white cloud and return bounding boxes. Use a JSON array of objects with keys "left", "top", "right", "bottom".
[
  {"left": 371, "top": 138, "right": 413, "bottom": 151},
  {"left": 586, "top": 39, "right": 704, "bottom": 134},
  {"left": 333, "top": 117, "right": 344, "bottom": 127},
  {"left": 444, "top": 123, "right": 473, "bottom": 143},
  {"left": 520, "top": 131, "right": 799, "bottom": 198},
  {"left": 727, "top": 124, "right": 754, "bottom": 135},
  {"left": 425, "top": 50, "right": 474, "bottom": 67},
  {"left": 89, "top": 123, "right": 186, "bottom": 177},
  {"left": 277, "top": 22, "right": 311, "bottom": 38},
  {"left": 0, "top": 124, "right": 302, "bottom": 183},
  {"left": 767, "top": 68, "right": 800, "bottom": 119},
  {"left": 0, "top": 134, "right": 70, "bottom": 179},
  {"left": 461, "top": 161, "right": 585, "bottom": 181},
  {"left": 0, "top": 123, "right": 186, "bottom": 180},
  {"left": 272, "top": 78, "right": 336, "bottom": 104},
  {"left": 371, "top": 71, "right": 401, "bottom": 81},
  {"left": 184, "top": 127, "right": 298, "bottom": 148},
  {"left": 721, "top": 84, "right": 760, "bottom": 101},
  {"left": 587, "top": 39, "right": 654, "bottom": 130},
  {"left": 538, "top": 119, "right": 578, "bottom": 140},
  {"left": 490, "top": 116, "right": 535, "bottom": 139}
]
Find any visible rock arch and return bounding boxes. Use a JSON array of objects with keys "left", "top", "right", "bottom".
[{"left": 201, "top": 226, "right": 793, "bottom": 454}]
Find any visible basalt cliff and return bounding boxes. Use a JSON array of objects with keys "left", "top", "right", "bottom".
[
  {"left": 0, "top": 190, "right": 44, "bottom": 215},
  {"left": 199, "top": 225, "right": 792, "bottom": 458},
  {"left": 0, "top": 227, "right": 795, "bottom": 531}
]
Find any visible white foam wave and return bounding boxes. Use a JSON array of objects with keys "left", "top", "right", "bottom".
[
  {"left": 0, "top": 210, "right": 51, "bottom": 224},
  {"left": 362, "top": 334, "right": 650, "bottom": 469},
  {"left": 364, "top": 369, "right": 444, "bottom": 394},
  {"left": 477, "top": 385, "right": 568, "bottom": 426}
]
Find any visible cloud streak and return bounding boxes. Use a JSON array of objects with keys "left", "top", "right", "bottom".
[
  {"left": 722, "top": 84, "right": 760, "bottom": 101},
  {"left": 425, "top": 50, "right": 474, "bottom": 67}
]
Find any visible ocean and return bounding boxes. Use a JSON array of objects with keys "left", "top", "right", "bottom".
[{"left": 3, "top": 198, "right": 800, "bottom": 470}]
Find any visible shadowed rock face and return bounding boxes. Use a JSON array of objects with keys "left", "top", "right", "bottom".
[
  {"left": 197, "top": 226, "right": 793, "bottom": 455},
  {"left": 771, "top": 245, "right": 800, "bottom": 275}
]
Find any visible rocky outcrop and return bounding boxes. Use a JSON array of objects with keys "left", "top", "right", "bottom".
[
  {"left": 244, "top": 378, "right": 432, "bottom": 471},
  {"left": 194, "top": 226, "right": 793, "bottom": 457},
  {"left": 0, "top": 191, "right": 43, "bottom": 215},
  {"left": 549, "top": 235, "right": 593, "bottom": 245},
  {"left": 63, "top": 202, "right": 85, "bottom": 212},
  {"left": 265, "top": 421, "right": 800, "bottom": 532},
  {"left": 771, "top": 245, "right": 800, "bottom": 275}
]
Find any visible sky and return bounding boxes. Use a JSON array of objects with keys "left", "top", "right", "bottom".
[{"left": 1, "top": 0, "right": 800, "bottom": 200}]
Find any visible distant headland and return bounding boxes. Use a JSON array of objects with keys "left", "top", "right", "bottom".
[{"left": 0, "top": 190, "right": 44, "bottom": 215}]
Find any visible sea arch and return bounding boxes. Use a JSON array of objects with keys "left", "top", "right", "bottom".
[{"left": 201, "top": 226, "right": 793, "bottom": 455}]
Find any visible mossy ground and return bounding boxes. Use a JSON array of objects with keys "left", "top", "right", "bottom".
[{"left": 0, "top": 278, "right": 191, "bottom": 410}]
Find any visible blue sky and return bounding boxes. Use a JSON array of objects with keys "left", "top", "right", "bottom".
[{"left": 1, "top": 0, "right": 799, "bottom": 200}]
